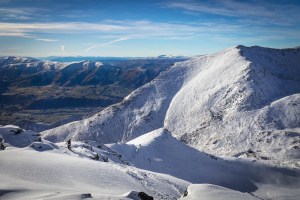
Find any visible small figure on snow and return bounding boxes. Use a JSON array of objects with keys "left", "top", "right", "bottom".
[
  {"left": 183, "top": 190, "right": 188, "bottom": 197},
  {"left": 0, "top": 137, "right": 6, "bottom": 150},
  {"left": 37, "top": 137, "right": 42, "bottom": 142},
  {"left": 10, "top": 128, "right": 23, "bottom": 135},
  {"left": 94, "top": 153, "right": 100, "bottom": 160},
  {"left": 67, "top": 139, "right": 71, "bottom": 150}
]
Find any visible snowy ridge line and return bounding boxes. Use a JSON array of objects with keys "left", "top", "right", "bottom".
[{"left": 42, "top": 45, "right": 300, "bottom": 168}]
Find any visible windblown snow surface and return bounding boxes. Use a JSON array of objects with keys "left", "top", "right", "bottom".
[
  {"left": 43, "top": 45, "right": 300, "bottom": 168},
  {"left": 1, "top": 126, "right": 300, "bottom": 199}
]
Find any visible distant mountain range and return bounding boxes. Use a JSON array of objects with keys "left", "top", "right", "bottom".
[
  {"left": 0, "top": 56, "right": 186, "bottom": 127},
  {"left": 0, "top": 56, "right": 186, "bottom": 88},
  {"left": 39, "top": 55, "right": 188, "bottom": 62}
]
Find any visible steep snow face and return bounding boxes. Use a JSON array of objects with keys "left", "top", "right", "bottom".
[
  {"left": 166, "top": 46, "right": 300, "bottom": 133},
  {"left": 42, "top": 46, "right": 300, "bottom": 167},
  {"left": 165, "top": 46, "right": 300, "bottom": 166},
  {"left": 42, "top": 57, "right": 201, "bottom": 142},
  {"left": 165, "top": 46, "right": 250, "bottom": 134},
  {"left": 239, "top": 46, "right": 300, "bottom": 110}
]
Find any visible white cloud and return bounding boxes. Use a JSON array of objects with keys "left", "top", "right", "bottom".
[
  {"left": 0, "top": 19, "right": 299, "bottom": 45},
  {"left": 0, "top": 22, "right": 127, "bottom": 33},
  {"left": 60, "top": 45, "right": 65, "bottom": 52},
  {"left": 85, "top": 37, "right": 131, "bottom": 52},
  {"left": 36, "top": 38, "right": 58, "bottom": 42},
  {"left": 0, "top": 32, "right": 35, "bottom": 38}
]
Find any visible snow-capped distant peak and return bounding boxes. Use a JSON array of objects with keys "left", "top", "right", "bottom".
[
  {"left": 157, "top": 54, "right": 189, "bottom": 59},
  {"left": 95, "top": 61, "right": 103, "bottom": 67}
]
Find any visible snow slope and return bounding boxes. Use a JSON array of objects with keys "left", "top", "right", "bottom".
[
  {"left": 109, "top": 128, "right": 300, "bottom": 200},
  {"left": 42, "top": 45, "right": 300, "bottom": 167},
  {"left": 0, "top": 125, "right": 41, "bottom": 148},
  {"left": 0, "top": 149, "right": 190, "bottom": 200},
  {"left": 179, "top": 184, "right": 258, "bottom": 200},
  {"left": 0, "top": 125, "right": 189, "bottom": 200},
  {"left": 2, "top": 126, "right": 300, "bottom": 200}
]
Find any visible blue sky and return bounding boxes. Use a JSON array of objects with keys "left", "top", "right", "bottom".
[{"left": 0, "top": 0, "right": 300, "bottom": 57}]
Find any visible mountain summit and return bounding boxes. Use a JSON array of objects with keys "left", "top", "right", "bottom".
[{"left": 42, "top": 46, "right": 300, "bottom": 167}]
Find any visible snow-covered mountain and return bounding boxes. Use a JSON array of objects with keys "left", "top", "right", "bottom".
[
  {"left": 0, "top": 56, "right": 183, "bottom": 88},
  {"left": 0, "top": 56, "right": 66, "bottom": 71},
  {"left": 42, "top": 45, "right": 300, "bottom": 167}
]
